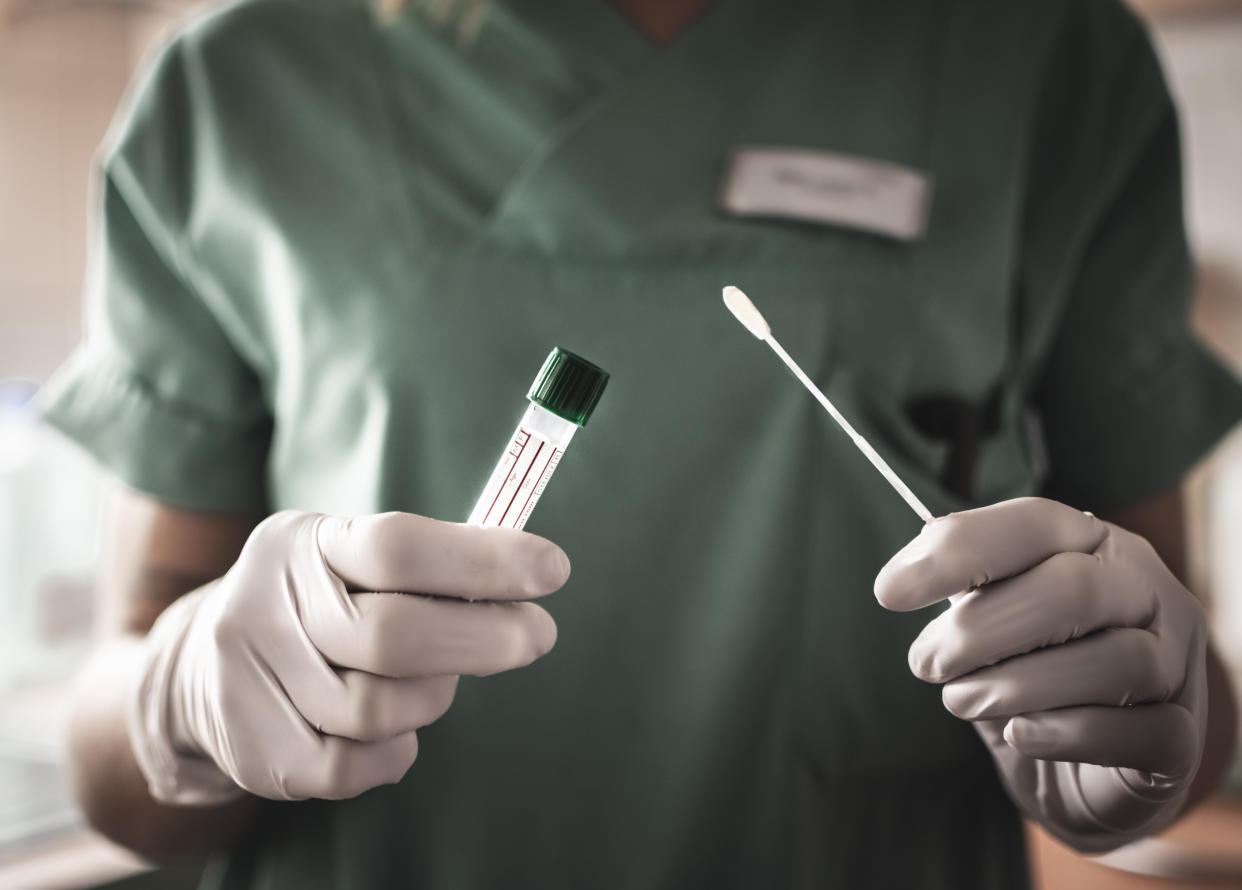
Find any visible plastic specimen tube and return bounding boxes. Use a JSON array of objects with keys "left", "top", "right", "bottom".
[{"left": 467, "top": 347, "right": 609, "bottom": 530}]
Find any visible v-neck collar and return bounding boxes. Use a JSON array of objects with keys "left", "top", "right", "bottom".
[
  {"left": 597, "top": 0, "right": 727, "bottom": 50},
  {"left": 490, "top": 0, "right": 742, "bottom": 86}
]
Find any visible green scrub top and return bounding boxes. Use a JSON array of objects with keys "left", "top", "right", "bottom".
[{"left": 40, "top": 0, "right": 1242, "bottom": 886}]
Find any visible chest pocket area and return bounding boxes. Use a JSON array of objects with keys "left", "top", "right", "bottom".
[
  {"left": 842, "top": 371, "right": 1048, "bottom": 515},
  {"left": 767, "top": 214, "right": 1044, "bottom": 516}
]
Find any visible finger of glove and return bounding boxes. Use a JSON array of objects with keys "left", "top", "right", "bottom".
[
  {"left": 1004, "top": 704, "right": 1199, "bottom": 777},
  {"left": 288, "top": 671, "right": 458, "bottom": 742},
  {"left": 281, "top": 731, "right": 421, "bottom": 800},
  {"left": 306, "top": 591, "right": 557, "bottom": 678},
  {"left": 940, "top": 627, "right": 1170, "bottom": 720},
  {"left": 875, "top": 497, "right": 1107, "bottom": 612},
  {"left": 316, "top": 512, "right": 570, "bottom": 601},
  {"left": 909, "top": 551, "right": 1157, "bottom": 683}
]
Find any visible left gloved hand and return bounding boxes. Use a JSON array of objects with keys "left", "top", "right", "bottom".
[{"left": 874, "top": 497, "right": 1207, "bottom": 853}]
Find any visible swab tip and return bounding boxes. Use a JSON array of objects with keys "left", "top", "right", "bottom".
[{"left": 722, "top": 285, "right": 771, "bottom": 340}]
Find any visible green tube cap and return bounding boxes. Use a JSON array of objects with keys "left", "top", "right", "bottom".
[{"left": 527, "top": 347, "right": 609, "bottom": 427}]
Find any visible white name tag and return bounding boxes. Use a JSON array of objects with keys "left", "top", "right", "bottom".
[{"left": 720, "top": 147, "right": 932, "bottom": 241}]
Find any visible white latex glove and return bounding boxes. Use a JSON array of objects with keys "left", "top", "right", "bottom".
[
  {"left": 129, "top": 510, "right": 569, "bottom": 804},
  {"left": 874, "top": 497, "right": 1207, "bottom": 853}
]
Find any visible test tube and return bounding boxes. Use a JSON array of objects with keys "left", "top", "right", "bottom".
[{"left": 467, "top": 347, "right": 609, "bottom": 530}]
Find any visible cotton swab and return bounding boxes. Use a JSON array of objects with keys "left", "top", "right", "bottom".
[{"left": 722, "top": 285, "right": 934, "bottom": 524}]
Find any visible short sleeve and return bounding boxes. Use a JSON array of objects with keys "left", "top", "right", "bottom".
[
  {"left": 1025, "top": 0, "right": 1242, "bottom": 512},
  {"left": 37, "top": 40, "right": 271, "bottom": 513}
]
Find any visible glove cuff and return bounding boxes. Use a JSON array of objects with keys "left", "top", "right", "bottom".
[
  {"left": 977, "top": 721, "right": 1189, "bottom": 853},
  {"left": 126, "top": 587, "right": 245, "bottom": 806}
]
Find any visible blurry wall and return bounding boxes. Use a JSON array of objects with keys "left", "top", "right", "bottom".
[
  {"left": 0, "top": 0, "right": 184, "bottom": 383},
  {"left": 0, "top": 1, "right": 190, "bottom": 691}
]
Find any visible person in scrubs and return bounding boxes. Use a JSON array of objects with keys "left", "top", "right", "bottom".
[{"left": 40, "top": 0, "right": 1242, "bottom": 886}]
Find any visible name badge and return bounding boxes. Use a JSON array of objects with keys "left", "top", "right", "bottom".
[{"left": 720, "top": 147, "right": 932, "bottom": 241}]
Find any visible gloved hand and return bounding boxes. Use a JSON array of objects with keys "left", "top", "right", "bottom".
[
  {"left": 874, "top": 497, "right": 1207, "bottom": 853},
  {"left": 128, "top": 510, "right": 569, "bottom": 804}
]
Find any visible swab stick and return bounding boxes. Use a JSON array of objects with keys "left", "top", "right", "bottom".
[{"left": 722, "top": 285, "right": 933, "bottom": 523}]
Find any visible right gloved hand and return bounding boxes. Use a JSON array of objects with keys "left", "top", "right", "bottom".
[{"left": 127, "top": 510, "right": 570, "bottom": 804}]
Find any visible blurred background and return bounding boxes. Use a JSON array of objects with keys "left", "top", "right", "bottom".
[{"left": 0, "top": 0, "right": 1239, "bottom": 888}]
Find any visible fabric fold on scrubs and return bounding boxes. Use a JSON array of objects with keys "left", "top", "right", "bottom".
[
  {"left": 1041, "top": 335, "right": 1242, "bottom": 511},
  {"left": 39, "top": 159, "right": 272, "bottom": 513},
  {"left": 38, "top": 350, "right": 271, "bottom": 512}
]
